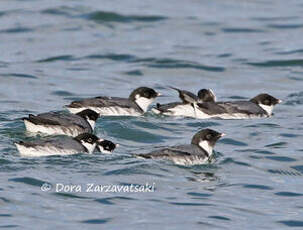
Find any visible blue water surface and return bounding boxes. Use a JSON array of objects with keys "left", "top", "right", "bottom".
[{"left": 1, "top": 0, "right": 303, "bottom": 229}]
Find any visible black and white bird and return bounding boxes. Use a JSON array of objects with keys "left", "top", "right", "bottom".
[
  {"left": 135, "top": 129, "right": 224, "bottom": 166},
  {"left": 96, "top": 140, "right": 119, "bottom": 154},
  {"left": 15, "top": 133, "right": 102, "bottom": 157},
  {"left": 196, "top": 93, "right": 282, "bottom": 119},
  {"left": 65, "top": 87, "right": 161, "bottom": 116},
  {"left": 152, "top": 88, "right": 216, "bottom": 118},
  {"left": 22, "top": 109, "right": 99, "bottom": 137}
]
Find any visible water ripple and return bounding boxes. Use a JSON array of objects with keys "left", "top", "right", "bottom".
[
  {"left": 275, "top": 192, "right": 303, "bottom": 197},
  {"left": 268, "top": 169, "right": 302, "bottom": 176},
  {"left": 8, "top": 177, "right": 47, "bottom": 187},
  {"left": 267, "top": 24, "right": 303, "bottom": 29},
  {"left": 208, "top": 215, "right": 231, "bottom": 221},
  {"left": 265, "top": 142, "right": 287, "bottom": 148},
  {"left": 242, "top": 184, "right": 273, "bottom": 190},
  {"left": 275, "top": 49, "right": 303, "bottom": 55},
  {"left": 247, "top": 59, "right": 303, "bottom": 67},
  {"left": 0, "top": 73, "right": 37, "bottom": 79},
  {"left": 84, "top": 11, "right": 167, "bottom": 23},
  {"left": 169, "top": 202, "right": 213, "bottom": 207},
  {"left": 80, "top": 218, "right": 111, "bottom": 224},
  {"left": 85, "top": 54, "right": 225, "bottom": 72},
  {"left": 222, "top": 28, "right": 264, "bottom": 33},
  {"left": 0, "top": 27, "right": 33, "bottom": 34},
  {"left": 220, "top": 138, "right": 248, "bottom": 147},
  {"left": 37, "top": 55, "right": 75, "bottom": 63},
  {"left": 278, "top": 220, "right": 303, "bottom": 227},
  {"left": 265, "top": 156, "right": 296, "bottom": 162}
]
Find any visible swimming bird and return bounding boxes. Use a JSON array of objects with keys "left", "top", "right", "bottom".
[
  {"left": 152, "top": 88, "right": 216, "bottom": 118},
  {"left": 196, "top": 93, "right": 282, "bottom": 119},
  {"left": 22, "top": 109, "right": 99, "bottom": 137},
  {"left": 96, "top": 140, "right": 119, "bottom": 154},
  {"left": 135, "top": 129, "right": 224, "bottom": 166},
  {"left": 15, "top": 133, "right": 102, "bottom": 157},
  {"left": 65, "top": 87, "right": 161, "bottom": 116}
]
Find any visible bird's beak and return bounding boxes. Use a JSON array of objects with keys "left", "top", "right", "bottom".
[
  {"left": 115, "top": 144, "right": 120, "bottom": 148},
  {"left": 278, "top": 99, "right": 282, "bottom": 104},
  {"left": 98, "top": 138, "right": 104, "bottom": 143},
  {"left": 220, "top": 133, "right": 226, "bottom": 137},
  {"left": 157, "top": 92, "right": 162, "bottom": 97}
]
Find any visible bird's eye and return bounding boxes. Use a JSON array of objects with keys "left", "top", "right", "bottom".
[
  {"left": 144, "top": 92, "right": 149, "bottom": 98},
  {"left": 206, "top": 134, "right": 212, "bottom": 140},
  {"left": 87, "top": 138, "right": 92, "bottom": 143},
  {"left": 264, "top": 99, "right": 270, "bottom": 105}
]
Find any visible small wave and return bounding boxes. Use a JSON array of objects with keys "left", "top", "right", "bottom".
[
  {"left": 267, "top": 24, "right": 303, "bottom": 29},
  {"left": 252, "top": 16, "right": 299, "bottom": 22},
  {"left": 85, "top": 11, "right": 167, "bottom": 23},
  {"left": 242, "top": 184, "right": 273, "bottom": 190},
  {"left": 265, "top": 156, "right": 296, "bottom": 162},
  {"left": 222, "top": 28, "right": 264, "bottom": 33},
  {"left": 0, "top": 73, "right": 37, "bottom": 79},
  {"left": 84, "top": 53, "right": 225, "bottom": 72},
  {"left": 80, "top": 218, "right": 111, "bottom": 224},
  {"left": 275, "top": 192, "right": 303, "bottom": 197},
  {"left": 208, "top": 216, "right": 231, "bottom": 221},
  {"left": 220, "top": 138, "right": 248, "bottom": 146},
  {"left": 37, "top": 55, "right": 75, "bottom": 63},
  {"left": 146, "top": 58, "right": 225, "bottom": 72},
  {"left": 267, "top": 169, "right": 302, "bottom": 176},
  {"left": 278, "top": 220, "right": 303, "bottom": 227},
  {"left": 124, "top": 70, "right": 143, "bottom": 76},
  {"left": 275, "top": 49, "right": 303, "bottom": 55},
  {"left": 95, "top": 196, "right": 136, "bottom": 205},
  {"left": 187, "top": 192, "right": 212, "bottom": 198},
  {"left": 0, "top": 225, "right": 19, "bottom": 228},
  {"left": 41, "top": 6, "right": 80, "bottom": 17},
  {"left": 247, "top": 59, "right": 303, "bottom": 67},
  {"left": 0, "top": 27, "right": 33, "bottom": 34},
  {"left": 9, "top": 177, "right": 47, "bottom": 187},
  {"left": 265, "top": 142, "right": 287, "bottom": 148},
  {"left": 51, "top": 90, "right": 75, "bottom": 96},
  {"left": 285, "top": 91, "right": 303, "bottom": 105},
  {"left": 169, "top": 202, "right": 214, "bottom": 206},
  {"left": 54, "top": 192, "right": 90, "bottom": 199},
  {"left": 0, "top": 214, "right": 12, "bottom": 217},
  {"left": 85, "top": 53, "right": 136, "bottom": 62}
]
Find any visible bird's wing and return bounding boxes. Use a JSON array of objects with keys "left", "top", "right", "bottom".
[
  {"left": 170, "top": 87, "right": 199, "bottom": 103},
  {"left": 215, "top": 101, "right": 264, "bottom": 115},
  {"left": 25, "top": 113, "right": 62, "bottom": 126},
  {"left": 67, "top": 97, "right": 134, "bottom": 109},
  {"left": 155, "top": 102, "right": 185, "bottom": 112},
  {"left": 136, "top": 145, "right": 205, "bottom": 159}
]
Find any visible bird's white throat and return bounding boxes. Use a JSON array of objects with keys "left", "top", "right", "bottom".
[
  {"left": 198, "top": 140, "right": 213, "bottom": 157},
  {"left": 86, "top": 119, "right": 96, "bottom": 130},
  {"left": 81, "top": 141, "right": 96, "bottom": 154},
  {"left": 259, "top": 104, "right": 274, "bottom": 115},
  {"left": 135, "top": 95, "right": 154, "bottom": 112}
]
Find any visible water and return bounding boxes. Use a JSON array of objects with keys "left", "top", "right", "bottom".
[{"left": 1, "top": 0, "right": 303, "bottom": 229}]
